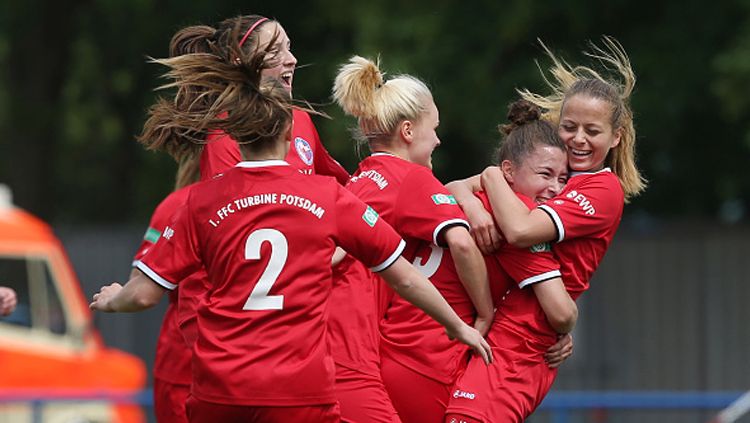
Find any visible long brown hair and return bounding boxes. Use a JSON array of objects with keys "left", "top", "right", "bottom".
[{"left": 138, "top": 15, "right": 293, "bottom": 180}]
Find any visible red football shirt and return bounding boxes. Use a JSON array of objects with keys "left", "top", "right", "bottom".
[
  {"left": 494, "top": 169, "right": 624, "bottom": 348},
  {"left": 537, "top": 168, "right": 624, "bottom": 298},
  {"left": 132, "top": 185, "right": 194, "bottom": 386},
  {"left": 136, "top": 160, "right": 404, "bottom": 406},
  {"left": 329, "top": 153, "right": 470, "bottom": 378},
  {"left": 200, "top": 109, "right": 349, "bottom": 184}
]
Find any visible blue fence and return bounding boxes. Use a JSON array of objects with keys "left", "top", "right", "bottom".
[{"left": 538, "top": 391, "right": 745, "bottom": 423}]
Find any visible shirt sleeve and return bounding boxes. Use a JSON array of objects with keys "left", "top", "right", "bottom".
[
  {"left": 495, "top": 243, "right": 561, "bottom": 289},
  {"left": 200, "top": 130, "right": 241, "bottom": 181},
  {"left": 333, "top": 185, "right": 405, "bottom": 272},
  {"left": 136, "top": 196, "right": 202, "bottom": 290},
  {"left": 537, "top": 174, "right": 624, "bottom": 242},
  {"left": 132, "top": 192, "right": 179, "bottom": 264},
  {"left": 394, "top": 167, "right": 469, "bottom": 247},
  {"left": 132, "top": 222, "right": 162, "bottom": 266}
]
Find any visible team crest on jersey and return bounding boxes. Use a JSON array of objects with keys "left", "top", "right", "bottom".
[
  {"left": 294, "top": 137, "right": 314, "bottom": 166},
  {"left": 163, "top": 226, "right": 175, "bottom": 240},
  {"left": 529, "top": 242, "right": 551, "bottom": 253},
  {"left": 362, "top": 206, "right": 379, "bottom": 227},
  {"left": 431, "top": 194, "right": 457, "bottom": 205}
]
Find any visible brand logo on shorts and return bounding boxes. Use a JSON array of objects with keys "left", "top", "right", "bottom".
[
  {"left": 453, "top": 389, "right": 476, "bottom": 400},
  {"left": 294, "top": 137, "right": 314, "bottom": 166},
  {"left": 162, "top": 226, "right": 175, "bottom": 240},
  {"left": 432, "top": 193, "right": 457, "bottom": 205},
  {"left": 529, "top": 242, "right": 551, "bottom": 253},
  {"left": 362, "top": 206, "right": 379, "bottom": 227}
]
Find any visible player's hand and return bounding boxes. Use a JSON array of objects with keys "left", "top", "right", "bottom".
[
  {"left": 472, "top": 313, "right": 493, "bottom": 337},
  {"left": 464, "top": 199, "right": 502, "bottom": 255},
  {"left": 90, "top": 283, "right": 123, "bottom": 312},
  {"left": 447, "top": 323, "right": 493, "bottom": 365},
  {"left": 0, "top": 287, "right": 17, "bottom": 316},
  {"left": 544, "top": 333, "right": 574, "bottom": 368}
]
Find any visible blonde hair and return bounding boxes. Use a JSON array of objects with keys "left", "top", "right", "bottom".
[
  {"left": 332, "top": 56, "right": 432, "bottom": 147},
  {"left": 519, "top": 36, "right": 646, "bottom": 201}
]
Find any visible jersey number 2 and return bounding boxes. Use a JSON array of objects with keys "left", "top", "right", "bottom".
[{"left": 243, "top": 229, "right": 288, "bottom": 310}]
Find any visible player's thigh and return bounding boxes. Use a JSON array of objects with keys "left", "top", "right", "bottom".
[
  {"left": 381, "top": 356, "right": 450, "bottom": 423},
  {"left": 336, "top": 366, "right": 400, "bottom": 423},
  {"left": 186, "top": 396, "right": 341, "bottom": 423},
  {"left": 153, "top": 377, "right": 190, "bottom": 423}
]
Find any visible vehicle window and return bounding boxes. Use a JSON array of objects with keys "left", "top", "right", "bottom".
[{"left": 0, "top": 256, "right": 67, "bottom": 335}]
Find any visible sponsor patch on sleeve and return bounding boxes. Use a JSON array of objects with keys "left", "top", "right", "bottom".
[
  {"left": 144, "top": 227, "right": 161, "bottom": 243},
  {"left": 431, "top": 194, "right": 457, "bottom": 205},
  {"left": 529, "top": 242, "right": 552, "bottom": 253},
  {"left": 362, "top": 206, "right": 379, "bottom": 227}
]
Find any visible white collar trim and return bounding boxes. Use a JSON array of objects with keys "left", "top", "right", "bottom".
[{"left": 235, "top": 160, "right": 290, "bottom": 169}]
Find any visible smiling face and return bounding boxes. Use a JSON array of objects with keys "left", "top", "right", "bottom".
[
  {"left": 254, "top": 21, "right": 297, "bottom": 93},
  {"left": 503, "top": 145, "right": 568, "bottom": 204},
  {"left": 406, "top": 99, "right": 441, "bottom": 169},
  {"left": 558, "top": 94, "right": 621, "bottom": 172}
]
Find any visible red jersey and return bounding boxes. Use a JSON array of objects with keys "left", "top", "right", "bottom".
[
  {"left": 200, "top": 109, "right": 349, "bottom": 184},
  {"left": 495, "top": 169, "right": 623, "bottom": 349},
  {"left": 537, "top": 168, "right": 624, "bottom": 298},
  {"left": 445, "top": 193, "right": 563, "bottom": 422},
  {"left": 136, "top": 160, "right": 404, "bottom": 407},
  {"left": 132, "top": 185, "right": 194, "bottom": 386},
  {"left": 329, "top": 153, "right": 470, "bottom": 379}
]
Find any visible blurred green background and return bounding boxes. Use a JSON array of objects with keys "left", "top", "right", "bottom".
[{"left": 2, "top": 0, "right": 749, "bottom": 225}]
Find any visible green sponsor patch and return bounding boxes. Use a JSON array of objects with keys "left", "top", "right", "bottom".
[
  {"left": 431, "top": 194, "right": 457, "bottom": 205},
  {"left": 362, "top": 206, "right": 379, "bottom": 227},
  {"left": 144, "top": 227, "right": 161, "bottom": 243},
  {"left": 529, "top": 242, "right": 552, "bottom": 253}
]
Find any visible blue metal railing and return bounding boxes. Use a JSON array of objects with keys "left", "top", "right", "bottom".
[{"left": 538, "top": 391, "right": 745, "bottom": 423}]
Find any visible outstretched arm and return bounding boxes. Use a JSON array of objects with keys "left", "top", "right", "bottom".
[
  {"left": 446, "top": 176, "right": 501, "bottom": 254},
  {"left": 443, "top": 226, "right": 494, "bottom": 336},
  {"left": 481, "top": 167, "right": 557, "bottom": 247},
  {"left": 90, "top": 269, "right": 166, "bottom": 312},
  {"left": 379, "top": 257, "right": 493, "bottom": 365}
]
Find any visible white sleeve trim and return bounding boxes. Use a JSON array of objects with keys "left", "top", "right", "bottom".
[
  {"left": 370, "top": 239, "right": 406, "bottom": 273},
  {"left": 432, "top": 218, "right": 470, "bottom": 247},
  {"left": 518, "top": 270, "right": 562, "bottom": 289},
  {"left": 134, "top": 260, "right": 177, "bottom": 290},
  {"left": 538, "top": 205, "right": 565, "bottom": 243}
]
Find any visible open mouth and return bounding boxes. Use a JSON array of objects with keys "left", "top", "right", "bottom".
[
  {"left": 570, "top": 148, "right": 591, "bottom": 157},
  {"left": 280, "top": 71, "right": 293, "bottom": 88}
]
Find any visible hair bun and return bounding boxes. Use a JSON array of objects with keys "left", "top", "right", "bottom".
[{"left": 501, "top": 99, "right": 542, "bottom": 135}]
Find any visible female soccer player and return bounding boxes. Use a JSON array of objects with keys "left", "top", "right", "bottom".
[
  {"left": 195, "top": 15, "right": 350, "bottom": 184},
  {"left": 446, "top": 37, "right": 646, "bottom": 422},
  {"left": 90, "top": 24, "right": 490, "bottom": 423},
  {"left": 133, "top": 16, "right": 352, "bottom": 422},
  {"left": 330, "top": 55, "right": 494, "bottom": 423}
]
